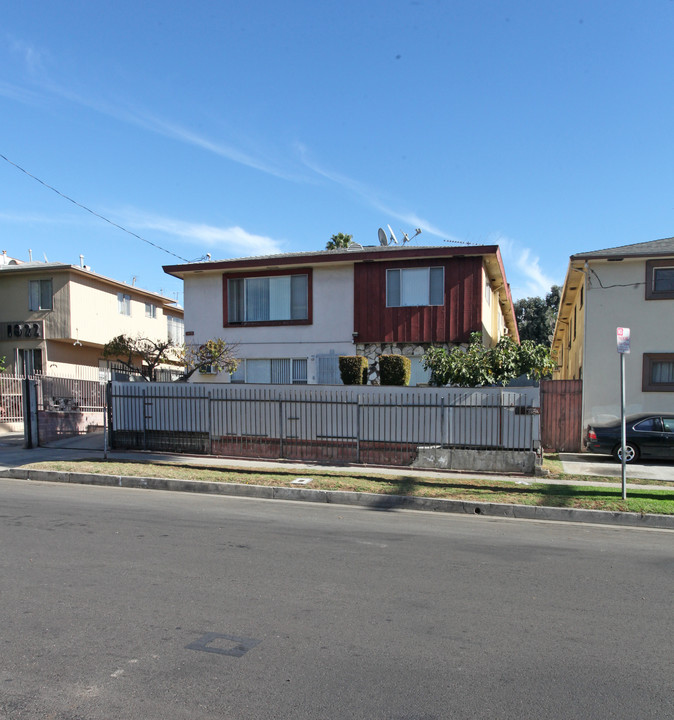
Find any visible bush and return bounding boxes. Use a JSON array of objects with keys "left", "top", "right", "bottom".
[
  {"left": 378, "top": 354, "right": 411, "bottom": 386},
  {"left": 339, "top": 356, "right": 369, "bottom": 385}
]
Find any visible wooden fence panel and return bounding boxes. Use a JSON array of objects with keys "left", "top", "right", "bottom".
[{"left": 540, "top": 379, "right": 582, "bottom": 452}]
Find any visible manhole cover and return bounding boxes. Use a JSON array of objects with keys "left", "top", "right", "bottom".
[{"left": 185, "top": 632, "right": 261, "bottom": 657}]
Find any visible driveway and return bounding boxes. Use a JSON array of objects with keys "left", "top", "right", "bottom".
[{"left": 560, "top": 452, "right": 674, "bottom": 482}]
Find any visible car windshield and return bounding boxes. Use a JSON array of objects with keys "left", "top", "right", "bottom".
[{"left": 633, "top": 417, "right": 663, "bottom": 432}]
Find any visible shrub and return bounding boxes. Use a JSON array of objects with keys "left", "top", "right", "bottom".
[
  {"left": 339, "top": 356, "right": 369, "bottom": 385},
  {"left": 378, "top": 354, "right": 411, "bottom": 386}
]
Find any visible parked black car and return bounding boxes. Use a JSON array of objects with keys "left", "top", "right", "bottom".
[{"left": 586, "top": 413, "right": 674, "bottom": 463}]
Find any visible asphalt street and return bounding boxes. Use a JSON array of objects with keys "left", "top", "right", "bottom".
[{"left": 1, "top": 478, "right": 673, "bottom": 720}]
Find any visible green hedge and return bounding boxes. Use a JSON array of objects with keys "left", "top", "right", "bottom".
[
  {"left": 378, "top": 354, "right": 411, "bottom": 386},
  {"left": 339, "top": 356, "right": 369, "bottom": 385}
]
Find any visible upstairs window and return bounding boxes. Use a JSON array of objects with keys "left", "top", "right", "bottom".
[
  {"left": 228, "top": 274, "right": 309, "bottom": 323},
  {"left": 167, "top": 315, "right": 184, "bottom": 344},
  {"left": 646, "top": 260, "right": 674, "bottom": 300},
  {"left": 145, "top": 302, "right": 157, "bottom": 318},
  {"left": 29, "top": 279, "right": 53, "bottom": 311},
  {"left": 118, "top": 293, "right": 131, "bottom": 315},
  {"left": 386, "top": 267, "right": 444, "bottom": 307}
]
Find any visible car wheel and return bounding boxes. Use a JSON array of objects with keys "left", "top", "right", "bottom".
[{"left": 612, "top": 443, "right": 639, "bottom": 463}]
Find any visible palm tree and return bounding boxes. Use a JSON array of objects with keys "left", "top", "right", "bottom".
[{"left": 326, "top": 232, "right": 353, "bottom": 250}]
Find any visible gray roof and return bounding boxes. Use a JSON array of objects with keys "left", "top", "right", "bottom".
[
  {"left": 195, "top": 243, "right": 482, "bottom": 265},
  {"left": 571, "top": 236, "right": 674, "bottom": 260}
]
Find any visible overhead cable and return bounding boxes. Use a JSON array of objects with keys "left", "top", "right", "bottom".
[{"left": 0, "top": 152, "right": 189, "bottom": 262}]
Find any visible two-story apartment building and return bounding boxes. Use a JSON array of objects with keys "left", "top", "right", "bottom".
[
  {"left": 0, "top": 252, "right": 184, "bottom": 376},
  {"left": 552, "top": 236, "right": 674, "bottom": 432},
  {"left": 163, "top": 243, "right": 518, "bottom": 385}
]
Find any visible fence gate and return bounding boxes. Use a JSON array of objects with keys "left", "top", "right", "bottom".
[
  {"left": 540, "top": 379, "right": 582, "bottom": 452},
  {"left": 34, "top": 375, "right": 107, "bottom": 449}
]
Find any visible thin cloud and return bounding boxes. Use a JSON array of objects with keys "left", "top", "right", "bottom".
[
  {"left": 1, "top": 37, "right": 302, "bottom": 182},
  {"left": 7, "top": 37, "right": 46, "bottom": 74},
  {"left": 297, "top": 143, "right": 462, "bottom": 243},
  {"left": 0, "top": 79, "right": 43, "bottom": 105},
  {"left": 123, "top": 211, "right": 284, "bottom": 257},
  {"left": 0, "top": 209, "right": 86, "bottom": 225},
  {"left": 496, "top": 234, "right": 559, "bottom": 300},
  {"left": 21, "top": 75, "right": 303, "bottom": 181}
]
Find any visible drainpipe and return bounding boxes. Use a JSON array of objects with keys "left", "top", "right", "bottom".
[{"left": 581, "top": 261, "right": 589, "bottom": 440}]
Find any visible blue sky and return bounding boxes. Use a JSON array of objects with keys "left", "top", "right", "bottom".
[{"left": 2, "top": 1, "right": 674, "bottom": 306}]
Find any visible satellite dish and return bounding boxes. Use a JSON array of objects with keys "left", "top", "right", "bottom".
[
  {"left": 378, "top": 228, "right": 388, "bottom": 246},
  {"left": 387, "top": 224, "right": 399, "bottom": 244}
]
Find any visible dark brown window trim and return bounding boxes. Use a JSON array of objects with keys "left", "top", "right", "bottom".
[
  {"left": 645, "top": 259, "right": 674, "bottom": 300},
  {"left": 642, "top": 352, "right": 674, "bottom": 392},
  {"left": 222, "top": 267, "right": 313, "bottom": 328}
]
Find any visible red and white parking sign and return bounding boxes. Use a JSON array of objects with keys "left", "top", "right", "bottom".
[{"left": 617, "top": 327, "right": 631, "bottom": 354}]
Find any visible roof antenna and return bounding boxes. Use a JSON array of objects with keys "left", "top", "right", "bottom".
[{"left": 401, "top": 228, "right": 422, "bottom": 244}]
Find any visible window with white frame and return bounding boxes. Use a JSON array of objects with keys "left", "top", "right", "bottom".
[
  {"left": 117, "top": 292, "right": 131, "bottom": 315},
  {"left": 386, "top": 267, "right": 444, "bottom": 307},
  {"left": 230, "top": 358, "right": 308, "bottom": 384},
  {"left": 29, "top": 279, "right": 53, "bottom": 311},
  {"left": 228, "top": 274, "right": 309, "bottom": 323},
  {"left": 145, "top": 302, "right": 157, "bottom": 318},
  {"left": 167, "top": 315, "right": 184, "bottom": 343},
  {"left": 484, "top": 278, "right": 491, "bottom": 306}
]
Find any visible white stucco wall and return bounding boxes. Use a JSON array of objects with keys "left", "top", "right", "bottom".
[
  {"left": 583, "top": 258, "right": 674, "bottom": 425},
  {"left": 183, "top": 264, "right": 356, "bottom": 382}
]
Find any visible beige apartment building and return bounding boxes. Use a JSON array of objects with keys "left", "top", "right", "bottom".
[
  {"left": 0, "top": 252, "right": 184, "bottom": 376},
  {"left": 552, "top": 236, "right": 674, "bottom": 433}
]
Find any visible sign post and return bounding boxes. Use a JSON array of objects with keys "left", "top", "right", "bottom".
[{"left": 616, "top": 327, "right": 630, "bottom": 500}]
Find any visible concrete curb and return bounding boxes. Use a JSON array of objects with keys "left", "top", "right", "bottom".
[{"left": 2, "top": 467, "right": 673, "bottom": 530}]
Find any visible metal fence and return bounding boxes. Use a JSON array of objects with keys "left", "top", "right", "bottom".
[
  {"left": 110, "top": 383, "right": 540, "bottom": 465},
  {"left": 0, "top": 373, "right": 25, "bottom": 423},
  {"left": 36, "top": 376, "right": 106, "bottom": 413}
]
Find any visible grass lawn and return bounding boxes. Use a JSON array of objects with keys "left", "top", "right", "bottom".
[{"left": 19, "top": 458, "right": 674, "bottom": 516}]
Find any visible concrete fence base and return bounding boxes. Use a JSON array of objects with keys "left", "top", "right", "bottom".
[{"left": 413, "top": 446, "right": 537, "bottom": 475}]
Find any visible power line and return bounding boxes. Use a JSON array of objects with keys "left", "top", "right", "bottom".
[{"left": 0, "top": 153, "right": 189, "bottom": 262}]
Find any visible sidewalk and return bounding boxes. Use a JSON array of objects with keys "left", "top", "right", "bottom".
[
  {"left": 0, "top": 430, "right": 671, "bottom": 492},
  {"left": 3, "top": 432, "right": 674, "bottom": 530}
]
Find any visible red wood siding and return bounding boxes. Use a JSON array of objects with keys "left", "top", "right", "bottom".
[{"left": 354, "top": 257, "right": 483, "bottom": 344}]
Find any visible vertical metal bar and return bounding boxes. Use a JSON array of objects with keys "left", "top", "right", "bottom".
[
  {"left": 440, "top": 396, "right": 446, "bottom": 447},
  {"left": 142, "top": 387, "right": 147, "bottom": 450},
  {"left": 279, "top": 397, "right": 284, "bottom": 459},
  {"left": 103, "top": 381, "right": 109, "bottom": 458},
  {"left": 356, "top": 394, "right": 361, "bottom": 463},
  {"left": 208, "top": 391, "right": 213, "bottom": 455}
]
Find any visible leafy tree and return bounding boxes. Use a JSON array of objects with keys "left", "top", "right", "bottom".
[
  {"left": 102, "top": 335, "right": 177, "bottom": 381},
  {"left": 103, "top": 335, "right": 239, "bottom": 381},
  {"left": 0, "top": 356, "right": 5, "bottom": 372},
  {"left": 514, "top": 285, "right": 561, "bottom": 344},
  {"left": 326, "top": 232, "right": 353, "bottom": 250},
  {"left": 422, "top": 332, "right": 556, "bottom": 387},
  {"left": 180, "top": 338, "right": 239, "bottom": 381}
]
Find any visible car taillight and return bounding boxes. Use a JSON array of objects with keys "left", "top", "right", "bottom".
[{"left": 588, "top": 429, "right": 597, "bottom": 441}]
